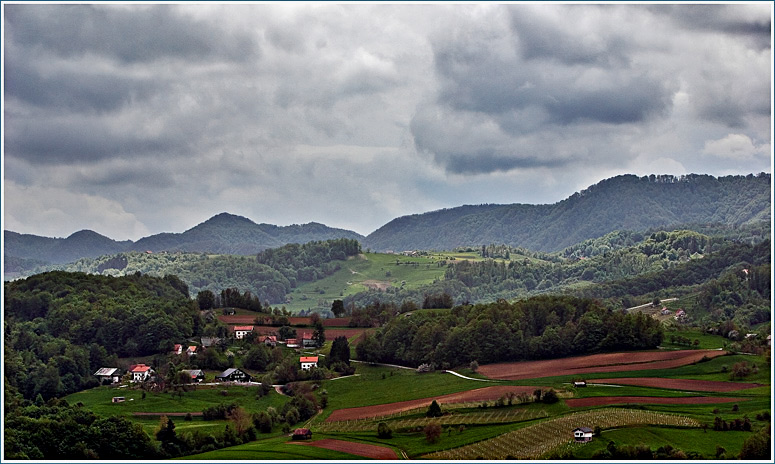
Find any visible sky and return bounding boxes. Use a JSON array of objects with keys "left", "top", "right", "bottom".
[{"left": 3, "top": 2, "right": 773, "bottom": 241}]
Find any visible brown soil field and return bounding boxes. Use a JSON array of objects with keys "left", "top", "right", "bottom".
[
  {"left": 566, "top": 396, "right": 746, "bottom": 407},
  {"left": 324, "top": 328, "right": 370, "bottom": 343},
  {"left": 323, "top": 317, "right": 352, "bottom": 327},
  {"left": 592, "top": 377, "right": 761, "bottom": 392},
  {"left": 290, "top": 438, "right": 398, "bottom": 460},
  {"left": 326, "top": 385, "right": 540, "bottom": 422},
  {"left": 477, "top": 349, "right": 726, "bottom": 380}
]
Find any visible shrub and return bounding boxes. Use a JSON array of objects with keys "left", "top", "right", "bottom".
[
  {"left": 426, "top": 400, "right": 443, "bottom": 418},
  {"left": 542, "top": 389, "right": 559, "bottom": 404},
  {"left": 424, "top": 422, "right": 442, "bottom": 443},
  {"left": 377, "top": 422, "right": 392, "bottom": 439}
]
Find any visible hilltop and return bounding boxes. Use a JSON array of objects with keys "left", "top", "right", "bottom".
[{"left": 363, "top": 173, "right": 771, "bottom": 252}]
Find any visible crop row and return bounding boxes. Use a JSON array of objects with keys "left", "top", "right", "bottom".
[
  {"left": 316, "top": 408, "right": 548, "bottom": 433},
  {"left": 424, "top": 408, "right": 700, "bottom": 460}
]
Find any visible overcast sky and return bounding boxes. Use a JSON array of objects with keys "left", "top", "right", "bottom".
[{"left": 3, "top": 2, "right": 772, "bottom": 241}]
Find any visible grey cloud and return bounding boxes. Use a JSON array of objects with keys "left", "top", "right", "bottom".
[
  {"left": 5, "top": 49, "right": 158, "bottom": 113},
  {"left": 509, "top": 5, "right": 633, "bottom": 67},
  {"left": 5, "top": 115, "right": 183, "bottom": 164},
  {"left": 4, "top": 4, "right": 258, "bottom": 64},
  {"left": 651, "top": 5, "right": 771, "bottom": 48}
]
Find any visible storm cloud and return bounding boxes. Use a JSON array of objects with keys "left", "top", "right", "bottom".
[{"left": 2, "top": 3, "right": 771, "bottom": 241}]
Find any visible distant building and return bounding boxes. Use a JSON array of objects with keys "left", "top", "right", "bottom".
[
  {"left": 286, "top": 338, "right": 299, "bottom": 348},
  {"left": 181, "top": 369, "right": 205, "bottom": 383},
  {"left": 128, "top": 364, "right": 154, "bottom": 383},
  {"left": 201, "top": 337, "right": 221, "bottom": 348},
  {"left": 300, "top": 356, "right": 319, "bottom": 370},
  {"left": 301, "top": 332, "right": 316, "bottom": 348},
  {"left": 258, "top": 335, "right": 277, "bottom": 347},
  {"left": 111, "top": 397, "right": 126, "bottom": 403},
  {"left": 233, "top": 326, "right": 254, "bottom": 339},
  {"left": 573, "top": 381, "right": 587, "bottom": 388},
  {"left": 186, "top": 345, "right": 198, "bottom": 356},
  {"left": 172, "top": 344, "right": 184, "bottom": 355},
  {"left": 215, "top": 368, "right": 252, "bottom": 383},
  {"left": 94, "top": 367, "right": 123, "bottom": 384},
  {"left": 574, "top": 427, "right": 593, "bottom": 442},
  {"left": 292, "top": 428, "right": 312, "bottom": 440}
]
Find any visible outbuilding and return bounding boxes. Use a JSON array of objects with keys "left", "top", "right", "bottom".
[
  {"left": 574, "top": 427, "right": 594, "bottom": 442},
  {"left": 215, "top": 368, "right": 252, "bottom": 383},
  {"left": 292, "top": 428, "right": 312, "bottom": 440}
]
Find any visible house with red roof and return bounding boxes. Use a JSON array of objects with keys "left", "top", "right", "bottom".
[
  {"left": 233, "top": 325, "right": 254, "bottom": 340},
  {"left": 301, "top": 331, "right": 316, "bottom": 348},
  {"left": 300, "top": 356, "right": 319, "bottom": 370},
  {"left": 128, "top": 364, "right": 154, "bottom": 382},
  {"left": 258, "top": 335, "right": 277, "bottom": 347},
  {"left": 186, "top": 346, "right": 198, "bottom": 356},
  {"left": 172, "top": 344, "right": 184, "bottom": 355}
]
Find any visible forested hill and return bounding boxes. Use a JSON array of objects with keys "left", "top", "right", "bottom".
[
  {"left": 4, "top": 213, "right": 365, "bottom": 268},
  {"left": 363, "top": 173, "right": 771, "bottom": 252}
]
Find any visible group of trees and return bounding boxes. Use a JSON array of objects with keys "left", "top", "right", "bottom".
[
  {"left": 4, "top": 271, "right": 201, "bottom": 401},
  {"left": 356, "top": 295, "right": 663, "bottom": 367}
]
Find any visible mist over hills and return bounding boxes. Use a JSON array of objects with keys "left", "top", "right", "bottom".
[{"left": 4, "top": 173, "right": 771, "bottom": 269}]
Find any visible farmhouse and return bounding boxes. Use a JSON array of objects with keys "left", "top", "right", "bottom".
[
  {"left": 128, "top": 364, "right": 154, "bottom": 383},
  {"left": 300, "top": 356, "right": 319, "bottom": 370},
  {"left": 258, "top": 335, "right": 277, "bottom": 347},
  {"left": 215, "top": 368, "right": 252, "bottom": 383},
  {"left": 181, "top": 369, "right": 205, "bottom": 383},
  {"left": 172, "top": 344, "right": 184, "bottom": 355},
  {"left": 286, "top": 338, "right": 300, "bottom": 348},
  {"left": 573, "top": 427, "right": 594, "bottom": 442},
  {"left": 292, "top": 428, "right": 312, "bottom": 440},
  {"left": 94, "top": 367, "right": 123, "bottom": 384},
  {"left": 301, "top": 332, "right": 316, "bottom": 348},
  {"left": 186, "top": 345, "right": 198, "bottom": 356},
  {"left": 233, "top": 326, "right": 254, "bottom": 339}
]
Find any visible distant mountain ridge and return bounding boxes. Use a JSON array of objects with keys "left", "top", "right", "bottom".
[
  {"left": 362, "top": 173, "right": 772, "bottom": 252},
  {"left": 4, "top": 173, "right": 771, "bottom": 268},
  {"left": 4, "top": 213, "right": 365, "bottom": 265}
]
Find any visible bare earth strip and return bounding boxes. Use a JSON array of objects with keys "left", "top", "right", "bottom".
[
  {"left": 592, "top": 377, "right": 761, "bottom": 392},
  {"left": 478, "top": 349, "right": 726, "bottom": 380},
  {"left": 289, "top": 438, "right": 397, "bottom": 460},
  {"left": 325, "top": 385, "right": 540, "bottom": 422},
  {"left": 565, "top": 396, "right": 745, "bottom": 407}
]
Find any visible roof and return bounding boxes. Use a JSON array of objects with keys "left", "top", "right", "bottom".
[
  {"left": 94, "top": 367, "right": 120, "bottom": 376},
  {"left": 130, "top": 364, "right": 152, "bottom": 373},
  {"left": 182, "top": 369, "right": 204, "bottom": 377},
  {"left": 216, "top": 368, "right": 248, "bottom": 378},
  {"left": 201, "top": 337, "right": 221, "bottom": 346},
  {"left": 187, "top": 345, "right": 197, "bottom": 351},
  {"left": 300, "top": 356, "right": 319, "bottom": 363},
  {"left": 301, "top": 332, "right": 313, "bottom": 339},
  {"left": 574, "top": 427, "right": 594, "bottom": 433},
  {"left": 293, "top": 428, "right": 311, "bottom": 435},
  {"left": 233, "top": 325, "right": 254, "bottom": 331}
]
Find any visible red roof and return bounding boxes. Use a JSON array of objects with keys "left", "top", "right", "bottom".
[
  {"left": 233, "top": 325, "right": 254, "bottom": 331},
  {"left": 130, "top": 364, "right": 152, "bottom": 373},
  {"left": 301, "top": 332, "right": 313, "bottom": 339},
  {"left": 300, "top": 356, "right": 319, "bottom": 363}
]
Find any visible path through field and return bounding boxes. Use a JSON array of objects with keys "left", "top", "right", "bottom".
[
  {"left": 591, "top": 377, "right": 761, "bottom": 392},
  {"left": 565, "top": 396, "right": 746, "bottom": 407}
]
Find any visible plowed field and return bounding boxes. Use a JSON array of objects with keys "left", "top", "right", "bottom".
[
  {"left": 478, "top": 349, "right": 726, "bottom": 380},
  {"left": 290, "top": 438, "right": 397, "bottom": 459},
  {"left": 326, "top": 385, "right": 540, "bottom": 422},
  {"left": 592, "top": 377, "right": 761, "bottom": 392},
  {"left": 566, "top": 396, "right": 745, "bottom": 407}
]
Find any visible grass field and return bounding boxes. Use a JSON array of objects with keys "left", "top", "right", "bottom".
[
  {"left": 177, "top": 436, "right": 366, "bottom": 460},
  {"left": 65, "top": 384, "right": 288, "bottom": 417},
  {"left": 570, "top": 426, "right": 753, "bottom": 459}
]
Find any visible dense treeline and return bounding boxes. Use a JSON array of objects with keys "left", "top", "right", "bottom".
[
  {"left": 4, "top": 397, "right": 158, "bottom": 459},
  {"left": 256, "top": 238, "right": 361, "bottom": 283},
  {"left": 573, "top": 239, "right": 770, "bottom": 301},
  {"left": 4, "top": 272, "right": 201, "bottom": 400},
  {"left": 355, "top": 296, "right": 663, "bottom": 367}
]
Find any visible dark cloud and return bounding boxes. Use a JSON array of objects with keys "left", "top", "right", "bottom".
[
  {"left": 5, "top": 115, "right": 183, "bottom": 164},
  {"left": 651, "top": 5, "right": 771, "bottom": 48},
  {"left": 4, "top": 4, "right": 258, "bottom": 63},
  {"left": 5, "top": 49, "right": 158, "bottom": 113}
]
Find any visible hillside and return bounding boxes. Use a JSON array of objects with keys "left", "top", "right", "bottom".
[
  {"left": 363, "top": 173, "right": 771, "bottom": 252},
  {"left": 4, "top": 213, "right": 365, "bottom": 270}
]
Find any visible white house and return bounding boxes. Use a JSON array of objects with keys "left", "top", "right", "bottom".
[
  {"left": 574, "top": 427, "right": 594, "bottom": 442},
  {"left": 233, "top": 326, "right": 254, "bottom": 340},
  {"left": 129, "top": 364, "right": 154, "bottom": 382},
  {"left": 300, "top": 356, "right": 319, "bottom": 370}
]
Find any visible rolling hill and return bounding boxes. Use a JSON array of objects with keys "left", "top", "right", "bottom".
[{"left": 363, "top": 173, "right": 771, "bottom": 252}]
